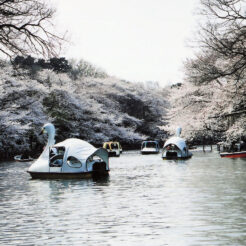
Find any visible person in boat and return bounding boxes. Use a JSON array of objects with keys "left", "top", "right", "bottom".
[
  {"left": 229, "top": 141, "right": 237, "bottom": 152},
  {"left": 52, "top": 158, "right": 63, "bottom": 167},
  {"left": 50, "top": 147, "right": 58, "bottom": 158},
  {"left": 240, "top": 140, "right": 246, "bottom": 151}
]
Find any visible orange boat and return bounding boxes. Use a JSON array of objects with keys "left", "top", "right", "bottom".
[{"left": 220, "top": 151, "right": 246, "bottom": 158}]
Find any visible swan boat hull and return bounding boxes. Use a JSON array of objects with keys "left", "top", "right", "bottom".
[
  {"left": 27, "top": 170, "right": 109, "bottom": 179},
  {"left": 162, "top": 154, "right": 192, "bottom": 160}
]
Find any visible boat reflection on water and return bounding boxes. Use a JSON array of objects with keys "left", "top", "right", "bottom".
[
  {"left": 2, "top": 150, "right": 246, "bottom": 245},
  {"left": 28, "top": 174, "right": 111, "bottom": 200}
]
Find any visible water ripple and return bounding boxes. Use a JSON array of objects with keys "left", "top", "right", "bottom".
[{"left": 1, "top": 151, "right": 246, "bottom": 245}]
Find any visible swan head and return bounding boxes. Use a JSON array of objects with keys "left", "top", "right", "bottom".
[{"left": 39, "top": 123, "right": 55, "bottom": 136}]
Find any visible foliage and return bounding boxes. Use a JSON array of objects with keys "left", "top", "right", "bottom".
[
  {"left": 185, "top": 0, "right": 246, "bottom": 85},
  {"left": 69, "top": 59, "right": 108, "bottom": 79},
  {"left": 0, "top": 60, "right": 168, "bottom": 159},
  {"left": 13, "top": 55, "right": 71, "bottom": 73},
  {"left": 177, "top": 0, "right": 246, "bottom": 144},
  {"left": 164, "top": 80, "right": 246, "bottom": 144}
]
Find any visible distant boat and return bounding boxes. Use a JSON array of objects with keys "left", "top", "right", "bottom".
[
  {"left": 141, "top": 140, "right": 160, "bottom": 154},
  {"left": 220, "top": 151, "right": 246, "bottom": 158},
  {"left": 162, "top": 127, "right": 192, "bottom": 159},
  {"left": 14, "top": 155, "right": 33, "bottom": 162},
  {"left": 27, "top": 123, "right": 109, "bottom": 179},
  {"left": 103, "top": 141, "right": 122, "bottom": 157}
]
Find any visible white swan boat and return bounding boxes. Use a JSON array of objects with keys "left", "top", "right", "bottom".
[
  {"left": 27, "top": 123, "right": 109, "bottom": 179},
  {"left": 162, "top": 127, "right": 192, "bottom": 159},
  {"left": 141, "top": 140, "right": 160, "bottom": 154}
]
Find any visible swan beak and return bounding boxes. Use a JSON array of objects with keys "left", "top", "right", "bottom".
[{"left": 39, "top": 128, "right": 44, "bottom": 135}]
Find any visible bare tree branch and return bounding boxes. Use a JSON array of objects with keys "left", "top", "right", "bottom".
[
  {"left": 0, "top": 0, "right": 65, "bottom": 59},
  {"left": 185, "top": 0, "right": 246, "bottom": 85}
]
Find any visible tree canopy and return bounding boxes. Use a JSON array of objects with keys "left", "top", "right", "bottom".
[
  {"left": 0, "top": 0, "right": 63, "bottom": 59},
  {"left": 185, "top": 0, "right": 246, "bottom": 85}
]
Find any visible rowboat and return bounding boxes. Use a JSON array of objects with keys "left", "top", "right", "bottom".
[
  {"left": 220, "top": 151, "right": 246, "bottom": 158},
  {"left": 14, "top": 155, "right": 33, "bottom": 162}
]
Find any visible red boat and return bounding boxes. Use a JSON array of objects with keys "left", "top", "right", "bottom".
[{"left": 220, "top": 151, "right": 246, "bottom": 158}]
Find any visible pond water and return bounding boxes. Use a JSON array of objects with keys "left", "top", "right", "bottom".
[{"left": 1, "top": 148, "right": 246, "bottom": 246}]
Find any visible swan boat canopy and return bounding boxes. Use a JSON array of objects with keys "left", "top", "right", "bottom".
[
  {"left": 103, "top": 141, "right": 122, "bottom": 157},
  {"left": 27, "top": 123, "right": 109, "bottom": 179},
  {"left": 141, "top": 140, "right": 160, "bottom": 154},
  {"left": 162, "top": 127, "right": 192, "bottom": 159}
]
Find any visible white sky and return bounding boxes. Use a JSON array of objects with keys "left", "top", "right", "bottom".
[{"left": 54, "top": 0, "right": 199, "bottom": 86}]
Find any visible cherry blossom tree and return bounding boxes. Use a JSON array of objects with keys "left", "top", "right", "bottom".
[{"left": 186, "top": 0, "right": 246, "bottom": 85}]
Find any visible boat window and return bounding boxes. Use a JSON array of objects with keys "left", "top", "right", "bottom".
[
  {"left": 93, "top": 155, "right": 103, "bottom": 161},
  {"left": 111, "top": 143, "right": 118, "bottom": 149},
  {"left": 49, "top": 147, "right": 65, "bottom": 167},
  {"left": 165, "top": 144, "right": 179, "bottom": 151},
  {"left": 50, "top": 154, "right": 64, "bottom": 167},
  {"left": 50, "top": 147, "right": 65, "bottom": 156},
  {"left": 105, "top": 144, "right": 110, "bottom": 150},
  {"left": 67, "top": 156, "right": 82, "bottom": 168},
  {"left": 86, "top": 155, "right": 105, "bottom": 171},
  {"left": 146, "top": 142, "right": 157, "bottom": 148},
  {"left": 88, "top": 154, "right": 103, "bottom": 162}
]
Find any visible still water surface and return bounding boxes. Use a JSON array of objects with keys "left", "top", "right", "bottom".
[{"left": 1, "top": 149, "right": 246, "bottom": 246}]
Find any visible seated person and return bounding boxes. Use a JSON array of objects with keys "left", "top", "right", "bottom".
[
  {"left": 52, "top": 159, "right": 63, "bottom": 166},
  {"left": 50, "top": 154, "right": 63, "bottom": 167}
]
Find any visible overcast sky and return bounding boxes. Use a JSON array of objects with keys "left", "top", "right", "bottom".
[{"left": 54, "top": 0, "right": 199, "bottom": 86}]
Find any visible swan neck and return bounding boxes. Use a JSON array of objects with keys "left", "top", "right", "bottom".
[{"left": 47, "top": 132, "right": 55, "bottom": 147}]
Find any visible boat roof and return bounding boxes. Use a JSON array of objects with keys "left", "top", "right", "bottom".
[
  {"left": 54, "top": 138, "right": 96, "bottom": 160},
  {"left": 164, "top": 136, "right": 187, "bottom": 150},
  {"left": 142, "top": 140, "right": 158, "bottom": 143},
  {"left": 103, "top": 141, "right": 120, "bottom": 144}
]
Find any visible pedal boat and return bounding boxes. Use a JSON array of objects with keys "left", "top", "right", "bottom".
[
  {"left": 162, "top": 127, "right": 192, "bottom": 160},
  {"left": 141, "top": 140, "right": 160, "bottom": 154},
  {"left": 103, "top": 141, "right": 122, "bottom": 157},
  {"left": 27, "top": 123, "right": 109, "bottom": 179}
]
